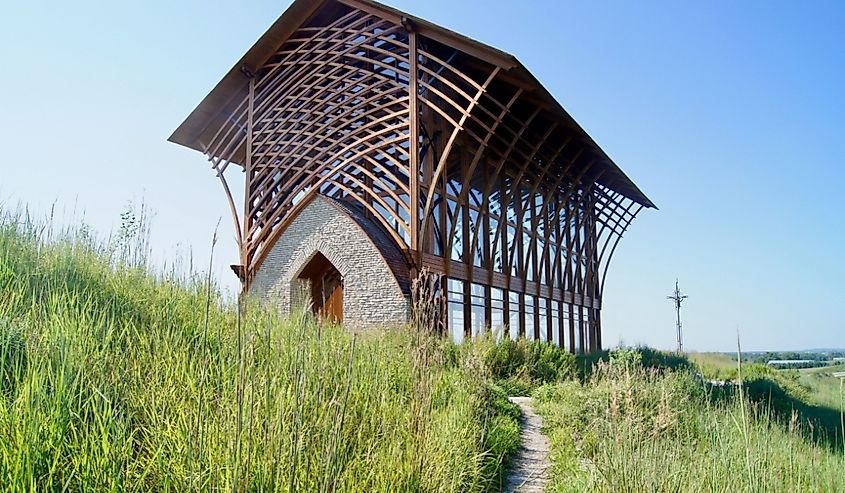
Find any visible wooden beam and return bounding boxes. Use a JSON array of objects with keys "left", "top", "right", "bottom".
[{"left": 409, "top": 30, "right": 420, "bottom": 260}]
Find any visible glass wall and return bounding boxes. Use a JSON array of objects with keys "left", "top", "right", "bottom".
[{"left": 442, "top": 276, "right": 595, "bottom": 352}]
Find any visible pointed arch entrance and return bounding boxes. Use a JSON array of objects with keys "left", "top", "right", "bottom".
[{"left": 297, "top": 251, "right": 343, "bottom": 324}]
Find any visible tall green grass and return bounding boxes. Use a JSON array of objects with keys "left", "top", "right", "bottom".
[
  {"left": 533, "top": 350, "right": 845, "bottom": 492},
  {"left": 0, "top": 208, "right": 518, "bottom": 492}
]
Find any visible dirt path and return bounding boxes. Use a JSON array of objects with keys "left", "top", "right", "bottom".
[{"left": 503, "top": 396, "right": 551, "bottom": 492}]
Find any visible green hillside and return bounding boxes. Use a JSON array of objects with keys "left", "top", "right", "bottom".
[
  {"left": 0, "top": 210, "right": 520, "bottom": 492},
  {"left": 1, "top": 207, "right": 842, "bottom": 492},
  {"left": 533, "top": 350, "right": 845, "bottom": 492},
  {"left": 798, "top": 364, "right": 845, "bottom": 412}
]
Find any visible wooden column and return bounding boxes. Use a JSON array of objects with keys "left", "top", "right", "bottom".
[
  {"left": 408, "top": 29, "right": 419, "bottom": 263},
  {"left": 243, "top": 76, "right": 255, "bottom": 286}
]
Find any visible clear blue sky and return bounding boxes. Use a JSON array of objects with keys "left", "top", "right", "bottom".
[{"left": 2, "top": 0, "right": 842, "bottom": 351}]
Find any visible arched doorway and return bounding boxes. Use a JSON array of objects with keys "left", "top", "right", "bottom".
[{"left": 297, "top": 251, "right": 343, "bottom": 323}]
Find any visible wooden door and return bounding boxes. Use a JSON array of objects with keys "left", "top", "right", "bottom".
[
  {"left": 299, "top": 251, "right": 343, "bottom": 324},
  {"left": 321, "top": 282, "right": 343, "bottom": 324}
]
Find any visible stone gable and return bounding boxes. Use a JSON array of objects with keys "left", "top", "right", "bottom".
[{"left": 249, "top": 195, "right": 410, "bottom": 328}]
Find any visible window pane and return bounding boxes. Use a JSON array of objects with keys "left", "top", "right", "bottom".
[
  {"left": 524, "top": 295, "right": 536, "bottom": 341},
  {"left": 470, "top": 283, "right": 485, "bottom": 338},
  {"left": 563, "top": 303, "right": 571, "bottom": 350},
  {"left": 508, "top": 291, "right": 521, "bottom": 340},
  {"left": 489, "top": 216, "right": 502, "bottom": 273},
  {"left": 523, "top": 231, "right": 533, "bottom": 281},
  {"left": 507, "top": 225, "right": 518, "bottom": 276},
  {"left": 551, "top": 300, "right": 560, "bottom": 347},
  {"left": 447, "top": 279, "right": 465, "bottom": 344},
  {"left": 449, "top": 197, "right": 462, "bottom": 261},
  {"left": 574, "top": 306, "right": 582, "bottom": 353},
  {"left": 584, "top": 308, "right": 591, "bottom": 352},
  {"left": 447, "top": 279, "right": 463, "bottom": 301},
  {"left": 491, "top": 287, "right": 504, "bottom": 342},
  {"left": 538, "top": 298, "right": 548, "bottom": 343}
]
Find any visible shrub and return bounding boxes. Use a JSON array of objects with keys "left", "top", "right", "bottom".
[{"left": 483, "top": 338, "right": 576, "bottom": 394}]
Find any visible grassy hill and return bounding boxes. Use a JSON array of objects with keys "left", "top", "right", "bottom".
[
  {"left": 533, "top": 350, "right": 845, "bottom": 492},
  {"left": 0, "top": 210, "right": 521, "bottom": 492},
  {"left": 2, "top": 206, "right": 843, "bottom": 492},
  {"left": 798, "top": 364, "right": 845, "bottom": 411},
  {"left": 687, "top": 351, "right": 737, "bottom": 374}
]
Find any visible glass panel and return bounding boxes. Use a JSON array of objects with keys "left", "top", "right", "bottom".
[
  {"left": 507, "top": 224, "right": 518, "bottom": 276},
  {"left": 574, "top": 306, "right": 582, "bottom": 353},
  {"left": 489, "top": 191, "right": 503, "bottom": 273},
  {"left": 469, "top": 207, "right": 482, "bottom": 267},
  {"left": 538, "top": 298, "right": 548, "bottom": 343},
  {"left": 491, "top": 287, "right": 505, "bottom": 342},
  {"left": 470, "top": 282, "right": 485, "bottom": 338},
  {"left": 448, "top": 195, "right": 462, "bottom": 261},
  {"left": 489, "top": 216, "right": 501, "bottom": 272},
  {"left": 551, "top": 300, "right": 560, "bottom": 347},
  {"left": 524, "top": 295, "right": 536, "bottom": 341},
  {"left": 508, "top": 291, "right": 521, "bottom": 341},
  {"left": 563, "top": 303, "right": 571, "bottom": 350},
  {"left": 447, "top": 278, "right": 464, "bottom": 344},
  {"left": 523, "top": 230, "right": 533, "bottom": 281},
  {"left": 536, "top": 238, "right": 546, "bottom": 284},
  {"left": 584, "top": 307, "right": 591, "bottom": 352}
]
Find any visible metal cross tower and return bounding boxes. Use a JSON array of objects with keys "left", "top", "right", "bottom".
[{"left": 667, "top": 279, "right": 688, "bottom": 353}]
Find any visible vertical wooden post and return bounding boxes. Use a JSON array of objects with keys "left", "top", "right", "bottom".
[
  {"left": 589, "top": 199, "right": 599, "bottom": 351},
  {"left": 482, "top": 165, "right": 492, "bottom": 332},
  {"left": 408, "top": 30, "right": 419, "bottom": 262},
  {"left": 515, "top": 190, "right": 525, "bottom": 338},
  {"left": 243, "top": 75, "right": 255, "bottom": 288},
  {"left": 594, "top": 309, "right": 602, "bottom": 351},
  {"left": 461, "top": 148, "right": 472, "bottom": 340},
  {"left": 554, "top": 195, "right": 565, "bottom": 346},
  {"left": 500, "top": 174, "right": 511, "bottom": 339}
]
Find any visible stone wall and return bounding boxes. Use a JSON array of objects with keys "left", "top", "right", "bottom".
[{"left": 249, "top": 195, "right": 410, "bottom": 328}]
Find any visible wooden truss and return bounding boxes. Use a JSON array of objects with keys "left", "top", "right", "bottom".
[{"left": 169, "top": 0, "right": 654, "bottom": 352}]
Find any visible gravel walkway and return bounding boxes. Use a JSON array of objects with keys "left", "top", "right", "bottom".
[{"left": 503, "top": 396, "right": 551, "bottom": 492}]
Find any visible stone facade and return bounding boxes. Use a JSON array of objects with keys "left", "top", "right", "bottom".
[{"left": 249, "top": 195, "right": 410, "bottom": 328}]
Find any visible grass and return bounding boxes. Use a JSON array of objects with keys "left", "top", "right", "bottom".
[
  {"left": 480, "top": 336, "right": 577, "bottom": 396},
  {"left": 533, "top": 349, "right": 845, "bottom": 492},
  {"left": 687, "top": 351, "right": 737, "bottom": 377},
  {"left": 797, "top": 364, "right": 845, "bottom": 410},
  {"left": 0, "top": 207, "right": 520, "bottom": 492},
  {"left": 4, "top": 202, "right": 842, "bottom": 491},
  {"left": 689, "top": 351, "right": 844, "bottom": 452}
]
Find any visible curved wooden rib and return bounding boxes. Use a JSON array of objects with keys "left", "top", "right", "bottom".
[{"left": 202, "top": 10, "right": 416, "bottom": 282}]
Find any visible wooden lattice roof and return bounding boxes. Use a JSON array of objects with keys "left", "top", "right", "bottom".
[{"left": 169, "top": 0, "right": 654, "bottom": 209}]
